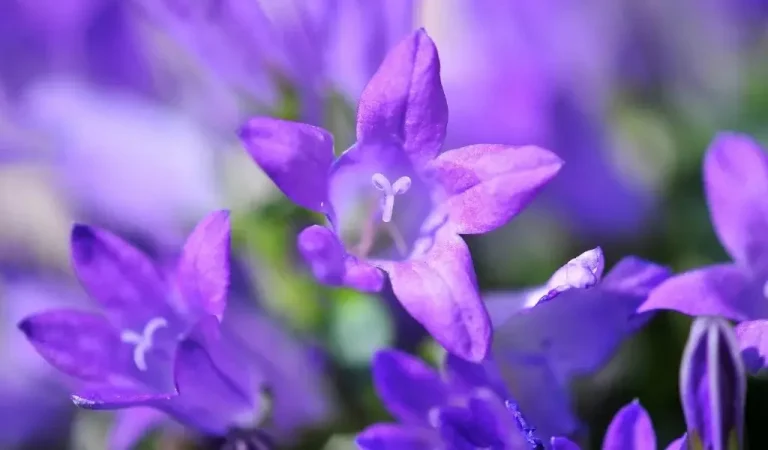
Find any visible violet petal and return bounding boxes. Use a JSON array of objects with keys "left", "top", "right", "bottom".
[
  {"left": 356, "top": 423, "right": 433, "bottom": 450},
  {"left": 602, "top": 400, "right": 656, "bottom": 450}
]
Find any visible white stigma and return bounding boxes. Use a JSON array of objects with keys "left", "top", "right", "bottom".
[
  {"left": 121, "top": 317, "right": 168, "bottom": 371},
  {"left": 371, "top": 173, "right": 412, "bottom": 223}
]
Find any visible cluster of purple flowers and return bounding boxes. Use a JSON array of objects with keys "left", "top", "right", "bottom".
[{"left": 5, "top": 6, "right": 767, "bottom": 450}]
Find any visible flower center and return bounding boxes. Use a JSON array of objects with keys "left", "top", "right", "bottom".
[
  {"left": 371, "top": 173, "right": 412, "bottom": 223},
  {"left": 121, "top": 317, "right": 168, "bottom": 371}
]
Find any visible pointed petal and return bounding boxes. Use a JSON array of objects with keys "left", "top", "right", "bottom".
[
  {"left": 356, "top": 29, "right": 448, "bottom": 168},
  {"left": 19, "top": 309, "right": 123, "bottom": 381},
  {"left": 356, "top": 423, "right": 434, "bottom": 450},
  {"left": 109, "top": 408, "right": 169, "bottom": 450},
  {"left": 239, "top": 117, "right": 334, "bottom": 212},
  {"left": 543, "top": 247, "right": 605, "bottom": 300},
  {"left": 637, "top": 264, "right": 768, "bottom": 321},
  {"left": 70, "top": 225, "right": 172, "bottom": 330},
  {"left": 552, "top": 437, "right": 581, "bottom": 450},
  {"left": 297, "top": 225, "right": 385, "bottom": 292},
  {"left": 735, "top": 319, "right": 768, "bottom": 374},
  {"left": 380, "top": 232, "right": 491, "bottom": 362},
  {"left": 176, "top": 210, "right": 231, "bottom": 321},
  {"left": 430, "top": 144, "right": 563, "bottom": 234},
  {"left": 602, "top": 401, "right": 656, "bottom": 450},
  {"left": 372, "top": 350, "right": 447, "bottom": 425},
  {"left": 680, "top": 317, "right": 746, "bottom": 450},
  {"left": 704, "top": 133, "right": 768, "bottom": 271},
  {"left": 664, "top": 435, "right": 687, "bottom": 450}
]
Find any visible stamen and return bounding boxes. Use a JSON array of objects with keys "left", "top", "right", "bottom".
[
  {"left": 371, "top": 173, "right": 412, "bottom": 223},
  {"left": 121, "top": 317, "right": 168, "bottom": 371}
]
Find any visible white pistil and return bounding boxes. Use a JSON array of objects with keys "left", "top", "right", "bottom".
[
  {"left": 121, "top": 317, "right": 168, "bottom": 371},
  {"left": 371, "top": 173, "right": 412, "bottom": 223}
]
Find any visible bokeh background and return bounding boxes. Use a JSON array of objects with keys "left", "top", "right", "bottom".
[{"left": 1, "top": 0, "right": 767, "bottom": 449}]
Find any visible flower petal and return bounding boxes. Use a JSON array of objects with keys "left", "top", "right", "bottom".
[
  {"left": 379, "top": 232, "right": 491, "bottom": 362},
  {"left": 680, "top": 317, "right": 745, "bottom": 450},
  {"left": 442, "top": 354, "right": 507, "bottom": 399},
  {"left": 551, "top": 437, "right": 581, "bottom": 450},
  {"left": 109, "top": 408, "right": 169, "bottom": 450},
  {"left": 664, "top": 435, "right": 687, "bottom": 450},
  {"left": 704, "top": 133, "right": 768, "bottom": 272},
  {"left": 239, "top": 117, "right": 334, "bottom": 212},
  {"left": 176, "top": 210, "right": 231, "bottom": 322},
  {"left": 356, "top": 423, "right": 434, "bottom": 450},
  {"left": 601, "top": 257, "right": 672, "bottom": 297},
  {"left": 19, "top": 309, "right": 124, "bottom": 381},
  {"left": 735, "top": 319, "right": 768, "bottom": 374},
  {"left": 297, "top": 225, "right": 385, "bottom": 292},
  {"left": 356, "top": 29, "right": 448, "bottom": 168},
  {"left": 162, "top": 320, "right": 261, "bottom": 435},
  {"left": 372, "top": 350, "right": 447, "bottom": 425},
  {"left": 543, "top": 247, "right": 605, "bottom": 300},
  {"left": 602, "top": 400, "right": 656, "bottom": 450},
  {"left": 429, "top": 144, "right": 562, "bottom": 234},
  {"left": 637, "top": 263, "right": 768, "bottom": 321},
  {"left": 70, "top": 225, "right": 174, "bottom": 330},
  {"left": 72, "top": 384, "right": 175, "bottom": 410}
]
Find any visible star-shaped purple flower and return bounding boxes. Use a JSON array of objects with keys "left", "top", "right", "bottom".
[
  {"left": 639, "top": 133, "right": 768, "bottom": 321},
  {"left": 239, "top": 29, "right": 563, "bottom": 361},
  {"left": 19, "top": 211, "right": 266, "bottom": 436},
  {"left": 487, "top": 248, "right": 670, "bottom": 440},
  {"left": 552, "top": 316, "right": 746, "bottom": 450},
  {"left": 356, "top": 349, "right": 542, "bottom": 450}
]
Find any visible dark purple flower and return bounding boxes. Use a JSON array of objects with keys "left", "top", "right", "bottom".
[
  {"left": 552, "top": 317, "right": 746, "bottom": 450},
  {"left": 240, "top": 29, "right": 563, "bottom": 361},
  {"left": 487, "top": 248, "right": 669, "bottom": 440},
  {"left": 19, "top": 211, "right": 266, "bottom": 437},
  {"left": 640, "top": 133, "right": 768, "bottom": 321},
  {"left": 356, "top": 349, "right": 540, "bottom": 450}
]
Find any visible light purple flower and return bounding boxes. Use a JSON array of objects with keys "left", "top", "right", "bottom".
[
  {"left": 19, "top": 211, "right": 266, "bottom": 437},
  {"left": 552, "top": 316, "right": 745, "bottom": 450},
  {"left": 356, "top": 349, "right": 535, "bottom": 450},
  {"left": 639, "top": 133, "right": 768, "bottom": 321},
  {"left": 488, "top": 248, "right": 670, "bottom": 439},
  {"left": 240, "top": 29, "right": 563, "bottom": 362}
]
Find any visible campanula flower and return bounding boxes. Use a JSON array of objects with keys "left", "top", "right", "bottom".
[
  {"left": 240, "top": 29, "right": 563, "bottom": 361},
  {"left": 552, "top": 316, "right": 746, "bottom": 450},
  {"left": 640, "top": 133, "right": 768, "bottom": 321},
  {"left": 19, "top": 211, "right": 267, "bottom": 438},
  {"left": 356, "top": 349, "right": 543, "bottom": 450},
  {"left": 488, "top": 248, "right": 670, "bottom": 439}
]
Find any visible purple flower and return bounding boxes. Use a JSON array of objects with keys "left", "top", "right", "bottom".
[
  {"left": 487, "top": 248, "right": 670, "bottom": 440},
  {"left": 639, "top": 133, "right": 768, "bottom": 321},
  {"left": 356, "top": 349, "right": 539, "bottom": 450},
  {"left": 552, "top": 316, "right": 746, "bottom": 450},
  {"left": 239, "top": 29, "right": 563, "bottom": 361},
  {"left": 19, "top": 211, "right": 266, "bottom": 437}
]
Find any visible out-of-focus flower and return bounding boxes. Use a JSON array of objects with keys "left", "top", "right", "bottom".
[
  {"left": 356, "top": 349, "right": 539, "bottom": 449},
  {"left": 640, "top": 133, "right": 768, "bottom": 320},
  {"left": 0, "top": 0, "right": 153, "bottom": 96},
  {"left": 488, "top": 248, "right": 670, "bottom": 439},
  {"left": 423, "top": 0, "right": 655, "bottom": 239},
  {"left": 18, "top": 77, "right": 222, "bottom": 248},
  {"left": 552, "top": 316, "right": 746, "bottom": 450},
  {"left": 0, "top": 271, "right": 84, "bottom": 447},
  {"left": 240, "top": 29, "right": 562, "bottom": 361},
  {"left": 20, "top": 211, "right": 268, "bottom": 438}
]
